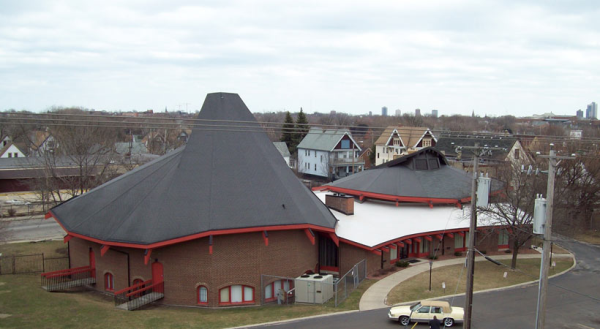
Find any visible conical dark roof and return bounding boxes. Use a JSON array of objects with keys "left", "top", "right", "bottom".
[
  {"left": 326, "top": 148, "right": 501, "bottom": 201},
  {"left": 50, "top": 93, "right": 336, "bottom": 246}
]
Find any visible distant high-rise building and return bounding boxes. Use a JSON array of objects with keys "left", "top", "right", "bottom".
[
  {"left": 576, "top": 109, "right": 584, "bottom": 119},
  {"left": 415, "top": 108, "right": 421, "bottom": 117},
  {"left": 395, "top": 109, "right": 401, "bottom": 116},
  {"left": 382, "top": 106, "right": 388, "bottom": 116},
  {"left": 432, "top": 109, "right": 438, "bottom": 118},
  {"left": 586, "top": 102, "right": 597, "bottom": 119},
  {"left": 330, "top": 110, "right": 336, "bottom": 115},
  {"left": 369, "top": 111, "right": 372, "bottom": 116}
]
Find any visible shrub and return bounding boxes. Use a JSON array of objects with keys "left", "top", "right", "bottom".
[
  {"left": 395, "top": 260, "right": 409, "bottom": 268},
  {"left": 504, "top": 249, "right": 512, "bottom": 253},
  {"left": 454, "top": 251, "right": 463, "bottom": 256},
  {"left": 428, "top": 255, "right": 438, "bottom": 260},
  {"left": 7, "top": 208, "right": 17, "bottom": 217}
]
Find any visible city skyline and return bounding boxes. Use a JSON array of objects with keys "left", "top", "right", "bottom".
[{"left": 1, "top": 1, "right": 599, "bottom": 116}]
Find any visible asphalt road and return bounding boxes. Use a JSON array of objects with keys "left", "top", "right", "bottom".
[
  {"left": 2, "top": 217, "right": 64, "bottom": 242},
  {"left": 252, "top": 237, "right": 600, "bottom": 329}
]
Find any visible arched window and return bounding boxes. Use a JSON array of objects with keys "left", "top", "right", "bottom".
[
  {"left": 197, "top": 286, "right": 208, "bottom": 305},
  {"left": 104, "top": 273, "right": 114, "bottom": 291},
  {"left": 264, "top": 280, "right": 293, "bottom": 302},
  {"left": 132, "top": 278, "right": 144, "bottom": 286},
  {"left": 219, "top": 285, "right": 254, "bottom": 305}
]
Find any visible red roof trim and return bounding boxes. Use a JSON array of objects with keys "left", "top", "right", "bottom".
[
  {"left": 314, "top": 186, "right": 463, "bottom": 205},
  {"left": 46, "top": 211, "right": 335, "bottom": 250}
]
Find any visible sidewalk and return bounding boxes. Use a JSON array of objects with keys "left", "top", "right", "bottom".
[{"left": 359, "top": 252, "right": 574, "bottom": 311}]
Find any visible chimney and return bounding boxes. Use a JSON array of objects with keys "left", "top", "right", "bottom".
[{"left": 325, "top": 194, "right": 354, "bottom": 215}]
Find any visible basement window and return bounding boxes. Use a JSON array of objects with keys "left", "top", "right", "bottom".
[
  {"left": 219, "top": 285, "right": 254, "bottom": 305},
  {"left": 104, "top": 273, "right": 114, "bottom": 291}
]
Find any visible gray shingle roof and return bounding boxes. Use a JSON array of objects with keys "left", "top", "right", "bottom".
[
  {"left": 435, "top": 136, "right": 516, "bottom": 161},
  {"left": 297, "top": 128, "right": 360, "bottom": 152},
  {"left": 273, "top": 142, "right": 290, "bottom": 157},
  {"left": 328, "top": 148, "right": 502, "bottom": 200},
  {"left": 50, "top": 93, "right": 337, "bottom": 246}
]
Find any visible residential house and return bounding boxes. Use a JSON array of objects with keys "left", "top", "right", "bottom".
[
  {"left": 374, "top": 126, "right": 437, "bottom": 166},
  {"left": 0, "top": 142, "right": 26, "bottom": 158},
  {"left": 273, "top": 142, "right": 291, "bottom": 168},
  {"left": 29, "top": 131, "right": 58, "bottom": 156},
  {"left": 434, "top": 135, "right": 532, "bottom": 176},
  {"left": 297, "top": 128, "right": 363, "bottom": 179}
]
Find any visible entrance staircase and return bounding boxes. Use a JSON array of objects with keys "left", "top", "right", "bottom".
[
  {"left": 114, "top": 279, "right": 164, "bottom": 311},
  {"left": 41, "top": 266, "right": 96, "bottom": 292}
]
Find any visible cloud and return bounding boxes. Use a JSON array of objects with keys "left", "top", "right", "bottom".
[{"left": 0, "top": 0, "right": 599, "bottom": 115}]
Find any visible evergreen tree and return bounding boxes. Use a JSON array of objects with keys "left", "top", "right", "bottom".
[
  {"left": 293, "top": 108, "right": 309, "bottom": 148},
  {"left": 280, "top": 111, "right": 296, "bottom": 154}
]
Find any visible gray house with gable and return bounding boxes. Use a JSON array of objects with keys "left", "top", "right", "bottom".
[{"left": 297, "top": 128, "right": 363, "bottom": 179}]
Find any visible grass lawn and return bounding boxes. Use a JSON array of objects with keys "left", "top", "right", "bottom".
[
  {"left": 0, "top": 240, "right": 67, "bottom": 257},
  {"left": 386, "top": 257, "right": 574, "bottom": 305},
  {"left": 0, "top": 241, "right": 375, "bottom": 329},
  {"left": 575, "top": 229, "right": 600, "bottom": 245}
]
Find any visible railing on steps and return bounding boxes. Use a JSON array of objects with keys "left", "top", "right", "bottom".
[
  {"left": 41, "top": 266, "right": 95, "bottom": 291},
  {"left": 114, "top": 280, "right": 164, "bottom": 311}
]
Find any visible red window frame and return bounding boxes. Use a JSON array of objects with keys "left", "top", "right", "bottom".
[
  {"left": 197, "top": 286, "right": 208, "bottom": 305},
  {"left": 219, "top": 285, "right": 254, "bottom": 305},
  {"left": 264, "top": 280, "right": 294, "bottom": 302},
  {"left": 104, "top": 273, "right": 114, "bottom": 291}
]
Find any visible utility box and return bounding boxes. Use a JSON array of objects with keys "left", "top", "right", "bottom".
[
  {"left": 295, "top": 274, "right": 334, "bottom": 304},
  {"left": 533, "top": 196, "right": 547, "bottom": 235},
  {"left": 476, "top": 173, "right": 491, "bottom": 208}
]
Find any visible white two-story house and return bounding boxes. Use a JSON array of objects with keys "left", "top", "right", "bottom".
[{"left": 297, "top": 128, "right": 363, "bottom": 179}]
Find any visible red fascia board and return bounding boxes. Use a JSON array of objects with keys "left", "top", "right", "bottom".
[
  {"left": 328, "top": 232, "right": 339, "bottom": 247},
  {"left": 101, "top": 245, "right": 110, "bottom": 256},
  {"left": 46, "top": 211, "right": 335, "bottom": 250},
  {"left": 304, "top": 229, "right": 315, "bottom": 245},
  {"left": 63, "top": 235, "right": 73, "bottom": 243},
  {"left": 144, "top": 249, "right": 152, "bottom": 265},
  {"left": 319, "top": 186, "right": 463, "bottom": 205}
]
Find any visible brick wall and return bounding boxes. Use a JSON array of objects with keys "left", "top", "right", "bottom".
[{"left": 70, "top": 230, "right": 318, "bottom": 307}]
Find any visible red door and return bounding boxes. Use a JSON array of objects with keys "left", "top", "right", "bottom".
[
  {"left": 152, "top": 261, "right": 164, "bottom": 284},
  {"left": 89, "top": 249, "right": 96, "bottom": 278}
]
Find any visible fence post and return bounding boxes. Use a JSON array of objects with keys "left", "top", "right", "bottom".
[{"left": 42, "top": 253, "right": 45, "bottom": 273}]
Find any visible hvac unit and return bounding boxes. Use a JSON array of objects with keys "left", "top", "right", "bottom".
[{"left": 294, "top": 274, "right": 334, "bottom": 304}]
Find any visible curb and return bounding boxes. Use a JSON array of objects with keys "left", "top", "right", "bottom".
[{"left": 225, "top": 310, "right": 360, "bottom": 329}]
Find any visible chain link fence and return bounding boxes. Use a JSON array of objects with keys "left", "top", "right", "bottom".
[
  {"left": 334, "top": 259, "right": 367, "bottom": 307},
  {"left": 261, "top": 259, "right": 367, "bottom": 308},
  {"left": 0, "top": 253, "right": 68, "bottom": 275}
]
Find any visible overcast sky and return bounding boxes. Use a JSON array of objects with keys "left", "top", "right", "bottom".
[{"left": 1, "top": 0, "right": 599, "bottom": 117}]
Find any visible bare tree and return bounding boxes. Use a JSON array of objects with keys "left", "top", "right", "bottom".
[{"left": 478, "top": 160, "right": 545, "bottom": 269}]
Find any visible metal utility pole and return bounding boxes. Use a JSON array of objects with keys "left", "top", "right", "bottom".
[
  {"left": 535, "top": 146, "right": 574, "bottom": 329},
  {"left": 456, "top": 143, "right": 504, "bottom": 329}
]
